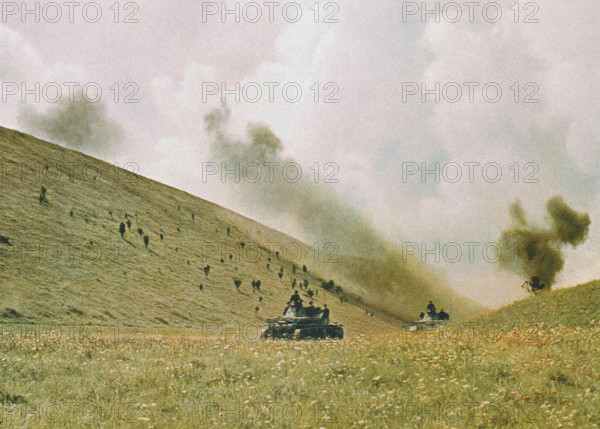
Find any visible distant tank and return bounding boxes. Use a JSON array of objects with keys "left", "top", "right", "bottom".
[
  {"left": 405, "top": 302, "right": 450, "bottom": 331},
  {"left": 261, "top": 307, "right": 344, "bottom": 340},
  {"left": 405, "top": 314, "right": 450, "bottom": 332}
]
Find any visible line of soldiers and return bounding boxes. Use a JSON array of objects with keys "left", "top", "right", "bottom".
[{"left": 283, "top": 291, "right": 330, "bottom": 320}]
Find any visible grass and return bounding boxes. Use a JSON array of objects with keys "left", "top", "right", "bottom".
[
  {"left": 2, "top": 282, "right": 598, "bottom": 428},
  {"left": 1, "top": 128, "right": 598, "bottom": 428},
  {"left": 472, "top": 280, "right": 600, "bottom": 329},
  {"left": 0, "top": 322, "right": 598, "bottom": 428}
]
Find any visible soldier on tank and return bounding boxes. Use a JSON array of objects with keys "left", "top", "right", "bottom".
[
  {"left": 283, "top": 301, "right": 293, "bottom": 315},
  {"left": 290, "top": 291, "right": 303, "bottom": 308},
  {"left": 320, "top": 304, "right": 330, "bottom": 322},
  {"left": 314, "top": 304, "right": 322, "bottom": 316},
  {"left": 438, "top": 309, "right": 450, "bottom": 320},
  {"left": 427, "top": 301, "right": 437, "bottom": 318}
]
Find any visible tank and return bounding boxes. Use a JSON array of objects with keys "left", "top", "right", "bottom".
[
  {"left": 405, "top": 317, "right": 449, "bottom": 332},
  {"left": 261, "top": 307, "right": 343, "bottom": 340},
  {"left": 404, "top": 304, "right": 451, "bottom": 331}
]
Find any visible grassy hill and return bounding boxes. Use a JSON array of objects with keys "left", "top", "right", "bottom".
[
  {"left": 472, "top": 279, "right": 600, "bottom": 328},
  {"left": 323, "top": 254, "right": 486, "bottom": 322},
  {"left": 0, "top": 126, "right": 483, "bottom": 334},
  {"left": 1, "top": 126, "right": 598, "bottom": 427}
]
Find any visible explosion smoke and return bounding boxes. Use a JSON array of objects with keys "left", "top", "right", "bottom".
[
  {"left": 203, "top": 106, "right": 483, "bottom": 320},
  {"left": 19, "top": 96, "right": 124, "bottom": 156},
  {"left": 498, "top": 196, "right": 591, "bottom": 291},
  {"left": 205, "top": 106, "right": 389, "bottom": 258}
]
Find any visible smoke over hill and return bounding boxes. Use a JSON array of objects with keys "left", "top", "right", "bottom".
[
  {"left": 204, "top": 106, "right": 484, "bottom": 320},
  {"left": 498, "top": 196, "right": 591, "bottom": 290},
  {"left": 204, "top": 106, "right": 387, "bottom": 258},
  {"left": 19, "top": 97, "right": 124, "bottom": 156},
  {"left": 0, "top": 125, "right": 400, "bottom": 333}
]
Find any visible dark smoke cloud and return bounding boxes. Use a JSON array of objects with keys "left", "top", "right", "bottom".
[
  {"left": 204, "top": 105, "right": 388, "bottom": 257},
  {"left": 203, "top": 106, "right": 483, "bottom": 320},
  {"left": 499, "top": 196, "right": 591, "bottom": 290},
  {"left": 19, "top": 97, "right": 124, "bottom": 156}
]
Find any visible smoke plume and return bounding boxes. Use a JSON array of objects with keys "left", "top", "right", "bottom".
[
  {"left": 203, "top": 106, "right": 483, "bottom": 320},
  {"left": 19, "top": 97, "right": 124, "bottom": 156},
  {"left": 498, "top": 196, "right": 591, "bottom": 290},
  {"left": 205, "top": 106, "right": 393, "bottom": 258}
]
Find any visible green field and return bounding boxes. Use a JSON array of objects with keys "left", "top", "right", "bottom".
[{"left": 1, "top": 282, "right": 599, "bottom": 428}]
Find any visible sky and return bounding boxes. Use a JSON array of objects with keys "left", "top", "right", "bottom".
[{"left": 1, "top": 0, "right": 599, "bottom": 307}]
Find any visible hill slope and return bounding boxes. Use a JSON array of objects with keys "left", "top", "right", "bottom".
[
  {"left": 0, "top": 126, "right": 484, "bottom": 333},
  {"left": 472, "top": 279, "right": 600, "bottom": 328}
]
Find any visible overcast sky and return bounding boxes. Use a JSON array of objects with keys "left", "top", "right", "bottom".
[{"left": 2, "top": 0, "right": 599, "bottom": 307}]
